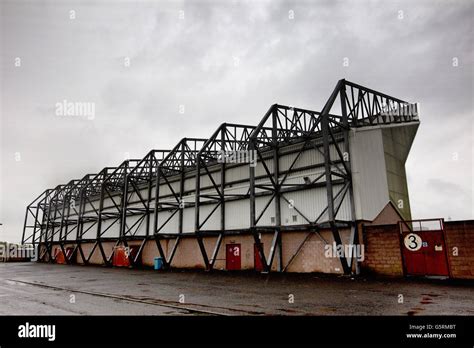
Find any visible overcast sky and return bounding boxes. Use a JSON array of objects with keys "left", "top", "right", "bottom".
[{"left": 1, "top": 0, "right": 472, "bottom": 243}]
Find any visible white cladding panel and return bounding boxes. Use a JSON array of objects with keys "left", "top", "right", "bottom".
[
  {"left": 100, "top": 219, "right": 121, "bottom": 238},
  {"left": 255, "top": 196, "right": 275, "bottom": 227},
  {"left": 80, "top": 221, "right": 96, "bottom": 240},
  {"left": 158, "top": 180, "right": 180, "bottom": 197},
  {"left": 279, "top": 143, "right": 340, "bottom": 172},
  {"left": 349, "top": 127, "right": 390, "bottom": 221},
  {"left": 225, "top": 199, "right": 250, "bottom": 230},
  {"left": 182, "top": 207, "right": 194, "bottom": 233},
  {"left": 255, "top": 157, "right": 274, "bottom": 177},
  {"left": 281, "top": 187, "right": 328, "bottom": 224},
  {"left": 279, "top": 184, "right": 352, "bottom": 225},
  {"left": 197, "top": 202, "right": 221, "bottom": 231},
  {"left": 56, "top": 133, "right": 377, "bottom": 241},
  {"left": 126, "top": 215, "right": 148, "bottom": 236},
  {"left": 196, "top": 171, "right": 221, "bottom": 190},
  {"left": 225, "top": 164, "right": 249, "bottom": 182},
  {"left": 52, "top": 226, "right": 60, "bottom": 241},
  {"left": 156, "top": 209, "right": 179, "bottom": 234}
]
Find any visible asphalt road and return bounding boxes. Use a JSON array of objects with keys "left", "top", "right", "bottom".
[{"left": 0, "top": 262, "right": 472, "bottom": 315}]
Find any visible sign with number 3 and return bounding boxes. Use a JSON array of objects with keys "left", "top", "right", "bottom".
[{"left": 404, "top": 233, "right": 422, "bottom": 251}]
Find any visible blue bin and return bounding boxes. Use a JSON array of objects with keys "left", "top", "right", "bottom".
[{"left": 154, "top": 257, "right": 163, "bottom": 270}]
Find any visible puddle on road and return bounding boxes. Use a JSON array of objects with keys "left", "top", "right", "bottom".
[
  {"left": 407, "top": 294, "right": 437, "bottom": 315},
  {"left": 421, "top": 293, "right": 442, "bottom": 298},
  {"left": 407, "top": 307, "right": 425, "bottom": 316},
  {"left": 420, "top": 300, "right": 433, "bottom": 304},
  {"left": 420, "top": 296, "right": 434, "bottom": 305}
]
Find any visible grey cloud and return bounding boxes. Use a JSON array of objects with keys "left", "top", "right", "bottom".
[{"left": 0, "top": 0, "right": 472, "bottom": 243}]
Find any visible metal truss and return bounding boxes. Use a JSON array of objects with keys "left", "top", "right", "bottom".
[
  {"left": 152, "top": 138, "right": 207, "bottom": 268},
  {"left": 22, "top": 79, "right": 418, "bottom": 274},
  {"left": 22, "top": 188, "right": 57, "bottom": 256},
  {"left": 195, "top": 123, "right": 258, "bottom": 270},
  {"left": 120, "top": 150, "right": 170, "bottom": 265},
  {"left": 74, "top": 160, "right": 143, "bottom": 265}
]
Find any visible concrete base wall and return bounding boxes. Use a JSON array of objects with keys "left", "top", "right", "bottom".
[
  {"left": 49, "top": 228, "right": 353, "bottom": 274},
  {"left": 45, "top": 219, "right": 474, "bottom": 279}
]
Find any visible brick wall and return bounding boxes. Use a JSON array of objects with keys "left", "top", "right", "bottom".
[
  {"left": 361, "top": 224, "right": 404, "bottom": 276},
  {"left": 362, "top": 220, "right": 474, "bottom": 279},
  {"left": 444, "top": 220, "right": 474, "bottom": 279}
]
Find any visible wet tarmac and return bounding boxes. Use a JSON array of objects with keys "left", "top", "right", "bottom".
[{"left": 0, "top": 262, "right": 472, "bottom": 315}]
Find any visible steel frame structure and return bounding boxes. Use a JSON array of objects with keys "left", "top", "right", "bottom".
[
  {"left": 152, "top": 138, "right": 207, "bottom": 268},
  {"left": 22, "top": 79, "right": 418, "bottom": 274},
  {"left": 120, "top": 150, "right": 169, "bottom": 265}
]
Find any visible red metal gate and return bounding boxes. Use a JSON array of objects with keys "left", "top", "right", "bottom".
[
  {"left": 400, "top": 219, "right": 450, "bottom": 277},
  {"left": 226, "top": 244, "right": 241, "bottom": 270},
  {"left": 254, "top": 243, "right": 263, "bottom": 271}
]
